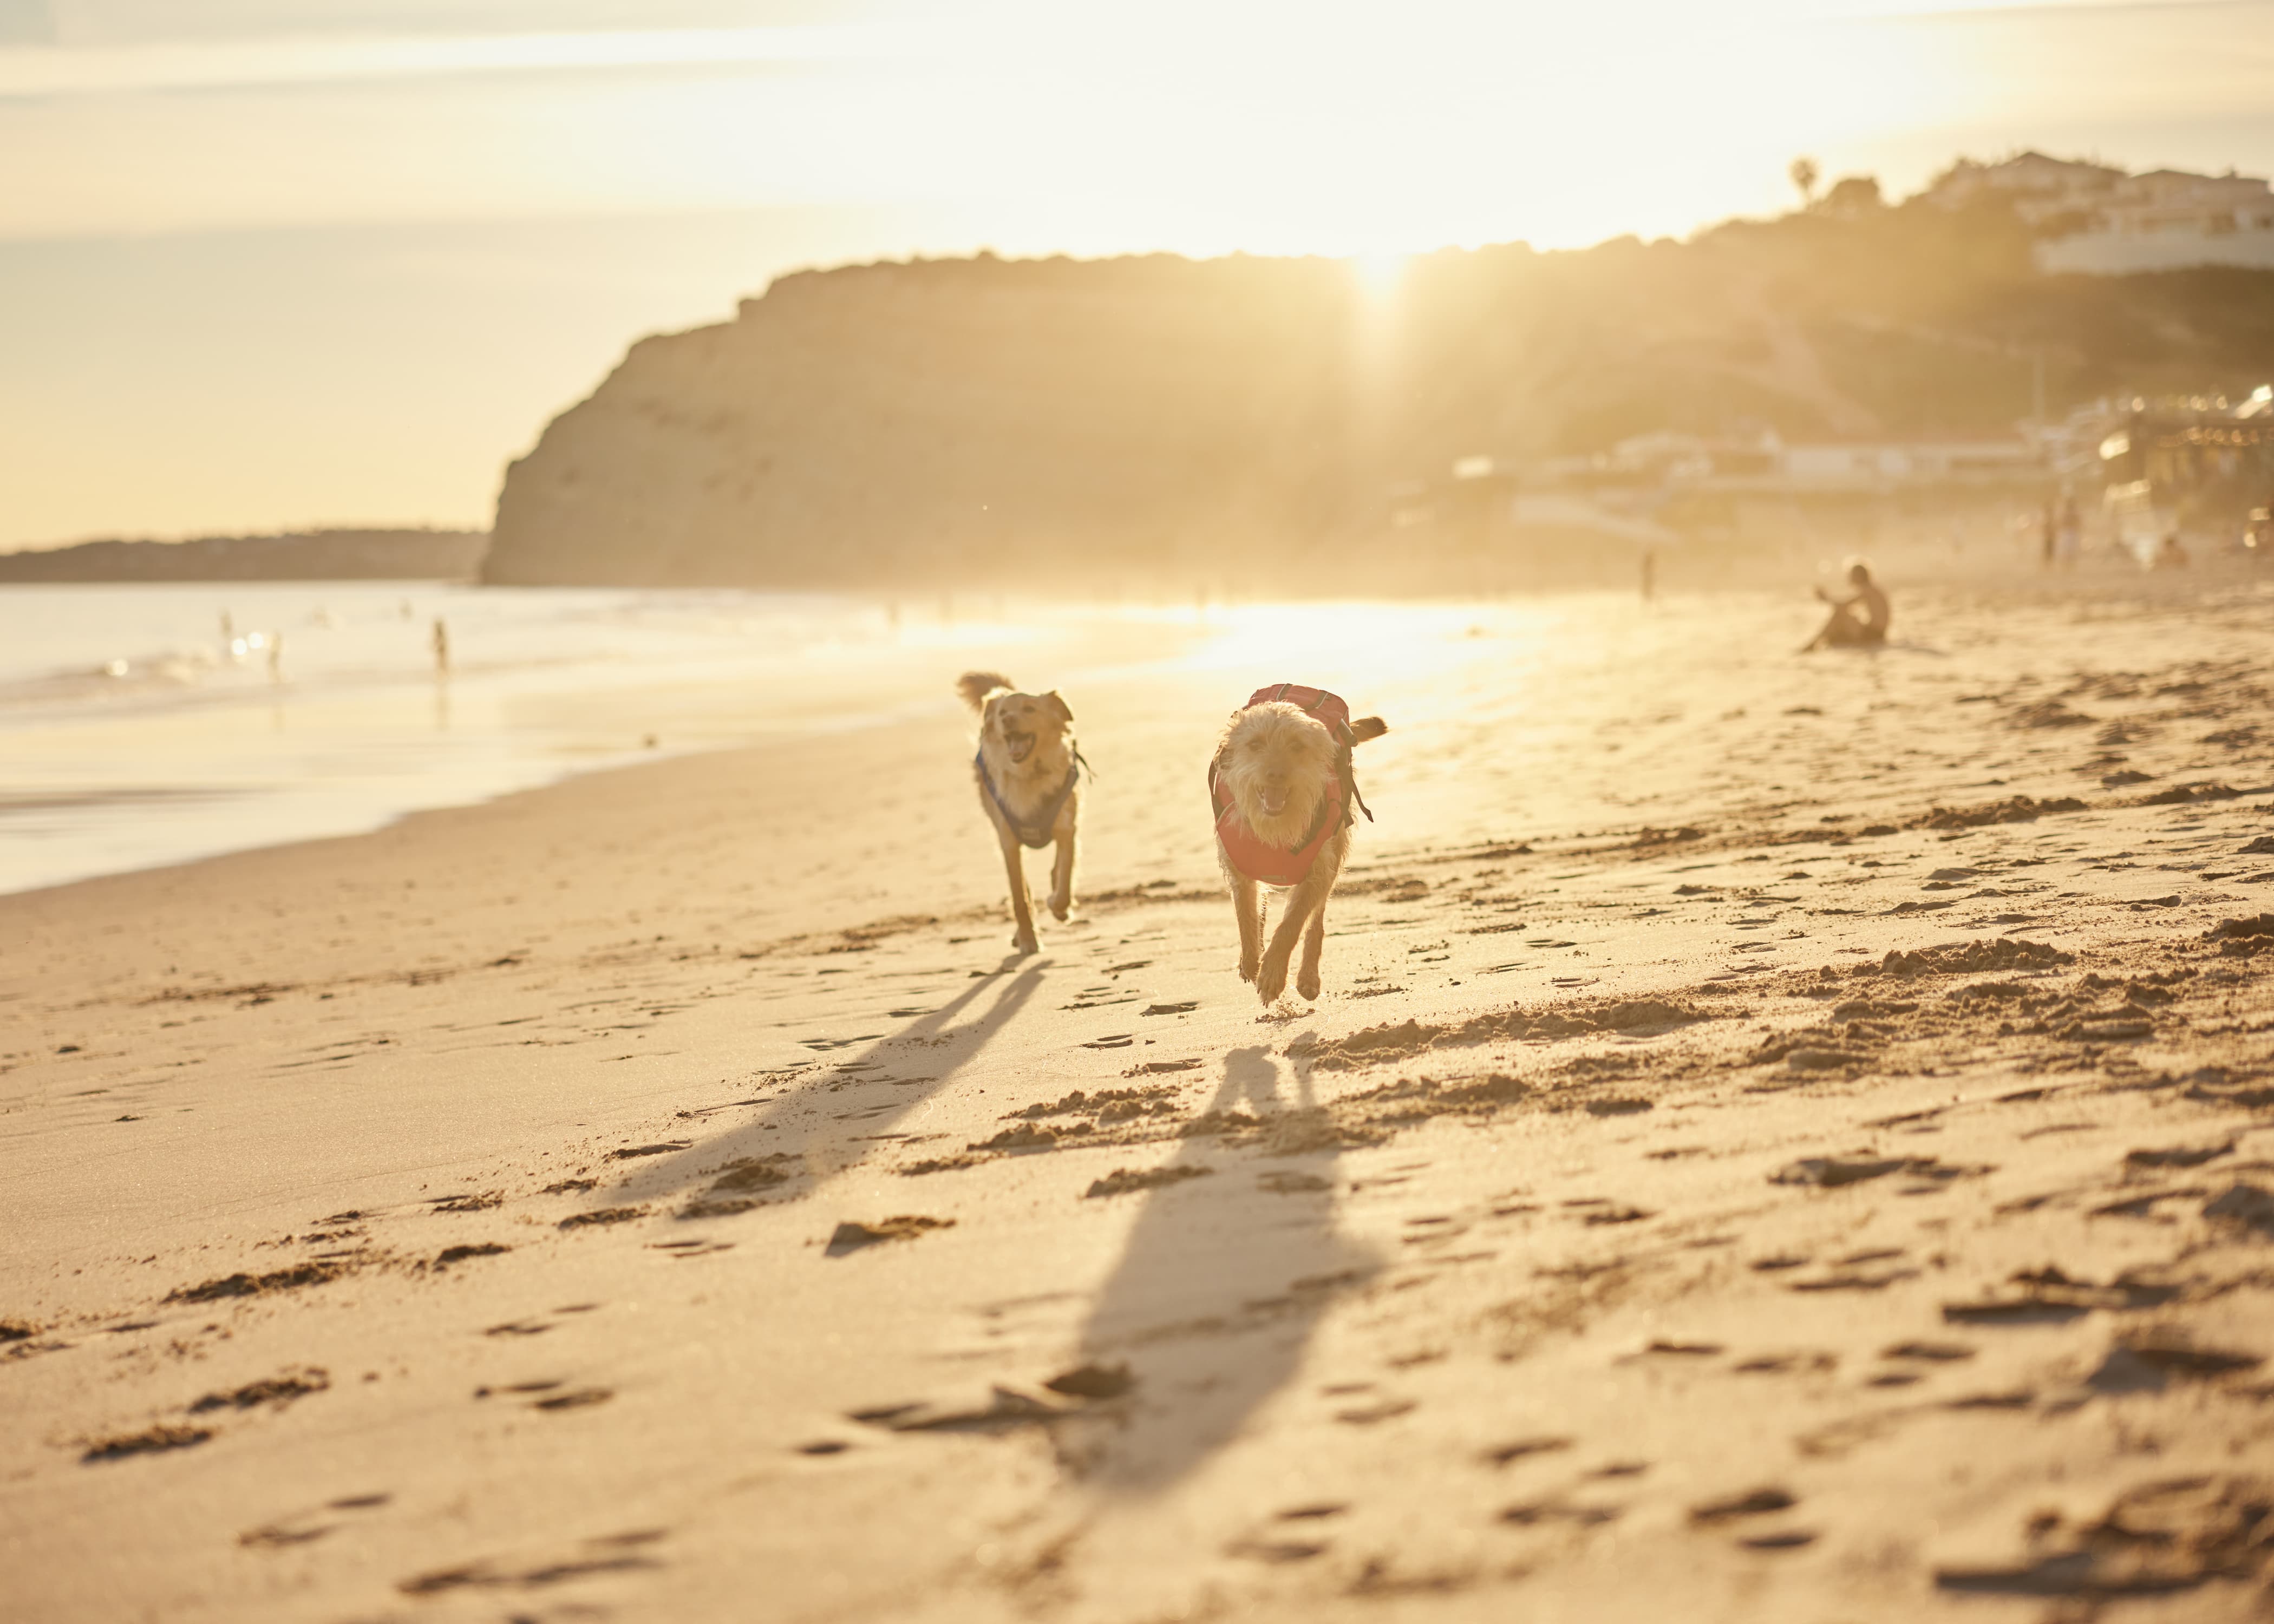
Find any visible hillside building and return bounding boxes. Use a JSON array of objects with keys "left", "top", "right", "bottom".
[{"left": 1926, "top": 152, "right": 2274, "bottom": 273}]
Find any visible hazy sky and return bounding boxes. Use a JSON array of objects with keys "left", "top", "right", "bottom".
[{"left": 4, "top": 0, "right": 2271, "bottom": 547}]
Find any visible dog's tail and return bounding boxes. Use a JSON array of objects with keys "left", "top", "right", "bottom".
[
  {"left": 956, "top": 670, "right": 1014, "bottom": 711},
  {"left": 1349, "top": 716, "right": 1388, "bottom": 746}
]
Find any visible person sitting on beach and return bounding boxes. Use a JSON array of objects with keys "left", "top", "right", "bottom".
[{"left": 1802, "top": 562, "right": 1890, "bottom": 651}]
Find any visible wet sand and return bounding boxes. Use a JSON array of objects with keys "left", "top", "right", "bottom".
[{"left": 5, "top": 584, "right": 2274, "bottom": 1623}]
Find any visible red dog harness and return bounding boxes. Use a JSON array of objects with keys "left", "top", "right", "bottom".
[{"left": 1210, "top": 683, "right": 1373, "bottom": 887}]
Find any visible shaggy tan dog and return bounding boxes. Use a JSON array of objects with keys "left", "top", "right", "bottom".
[
  {"left": 1210, "top": 690, "right": 1387, "bottom": 1003},
  {"left": 958, "top": 671, "right": 1084, "bottom": 955}
]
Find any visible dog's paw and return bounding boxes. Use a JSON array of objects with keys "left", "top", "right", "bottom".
[
  {"left": 1238, "top": 952, "right": 1259, "bottom": 984},
  {"left": 1047, "top": 892, "right": 1072, "bottom": 922},
  {"left": 1296, "top": 969, "right": 1321, "bottom": 1001},
  {"left": 1255, "top": 962, "right": 1289, "bottom": 1004},
  {"left": 1012, "top": 931, "right": 1040, "bottom": 955}
]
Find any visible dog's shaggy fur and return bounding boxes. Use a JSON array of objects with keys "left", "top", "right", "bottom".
[
  {"left": 1212, "top": 698, "right": 1387, "bottom": 1003},
  {"left": 958, "top": 671, "right": 1081, "bottom": 955}
]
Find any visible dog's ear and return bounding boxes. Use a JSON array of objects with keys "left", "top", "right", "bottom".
[
  {"left": 1041, "top": 690, "right": 1073, "bottom": 725},
  {"left": 1349, "top": 716, "right": 1388, "bottom": 745}
]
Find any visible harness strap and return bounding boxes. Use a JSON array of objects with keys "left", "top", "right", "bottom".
[{"left": 976, "top": 748, "right": 1080, "bottom": 850}]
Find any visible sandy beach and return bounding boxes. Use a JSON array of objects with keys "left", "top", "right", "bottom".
[{"left": 6, "top": 580, "right": 2274, "bottom": 1623}]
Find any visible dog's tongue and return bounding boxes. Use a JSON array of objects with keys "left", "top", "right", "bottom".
[
  {"left": 1009, "top": 736, "right": 1035, "bottom": 762},
  {"left": 1259, "top": 788, "right": 1289, "bottom": 816}
]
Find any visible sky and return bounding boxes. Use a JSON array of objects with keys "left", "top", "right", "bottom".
[{"left": 3, "top": 0, "right": 2272, "bottom": 548}]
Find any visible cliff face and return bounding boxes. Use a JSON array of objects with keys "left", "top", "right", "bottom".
[
  {"left": 487, "top": 253, "right": 1372, "bottom": 588},
  {"left": 485, "top": 207, "right": 2274, "bottom": 588}
]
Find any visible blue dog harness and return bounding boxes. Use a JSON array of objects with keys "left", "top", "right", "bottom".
[{"left": 976, "top": 746, "right": 1090, "bottom": 849}]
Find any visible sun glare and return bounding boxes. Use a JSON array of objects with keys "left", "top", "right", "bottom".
[{"left": 1352, "top": 251, "right": 1410, "bottom": 301}]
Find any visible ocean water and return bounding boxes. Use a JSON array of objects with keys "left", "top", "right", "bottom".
[
  {"left": 0, "top": 581, "right": 1136, "bottom": 896},
  {"left": 16, "top": 578, "right": 2253, "bottom": 900}
]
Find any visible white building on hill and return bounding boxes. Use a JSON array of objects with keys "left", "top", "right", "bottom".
[{"left": 1927, "top": 152, "right": 2274, "bottom": 274}]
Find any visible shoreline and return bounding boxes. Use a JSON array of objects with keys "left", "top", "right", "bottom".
[{"left": 6, "top": 572, "right": 2266, "bottom": 900}]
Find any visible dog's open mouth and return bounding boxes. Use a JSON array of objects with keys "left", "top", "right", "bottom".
[
  {"left": 1004, "top": 729, "right": 1036, "bottom": 764},
  {"left": 1256, "top": 786, "right": 1290, "bottom": 817}
]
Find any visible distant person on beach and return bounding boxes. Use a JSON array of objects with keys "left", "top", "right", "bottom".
[
  {"left": 2153, "top": 533, "right": 2191, "bottom": 571},
  {"left": 2039, "top": 500, "right": 2057, "bottom": 568},
  {"left": 432, "top": 618, "right": 450, "bottom": 676},
  {"left": 1640, "top": 546, "right": 1657, "bottom": 603},
  {"left": 2056, "top": 496, "right": 2082, "bottom": 567},
  {"left": 1802, "top": 562, "right": 1889, "bottom": 651}
]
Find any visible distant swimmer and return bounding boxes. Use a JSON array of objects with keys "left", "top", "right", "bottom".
[
  {"left": 1802, "top": 562, "right": 1890, "bottom": 651},
  {"left": 432, "top": 617, "right": 451, "bottom": 676},
  {"left": 267, "top": 632, "right": 284, "bottom": 683}
]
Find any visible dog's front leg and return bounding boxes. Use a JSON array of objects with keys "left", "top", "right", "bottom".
[
  {"left": 1046, "top": 816, "right": 1077, "bottom": 922},
  {"left": 1297, "top": 894, "right": 1329, "bottom": 1001},
  {"left": 1294, "top": 838, "right": 1346, "bottom": 1001},
  {"left": 1254, "top": 876, "right": 1325, "bottom": 1005},
  {"left": 998, "top": 830, "right": 1039, "bottom": 954},
  {"left": 1226, "top": 856, "right": 1262, "bottom": 983}
]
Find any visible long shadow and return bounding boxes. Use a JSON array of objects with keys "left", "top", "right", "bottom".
[
  {"left": 591, "top": 954, "right": 1046, "bottom": 1214},
  {"left": 1062, "top": 1045, "right": 1380, "bottom": 1493}
]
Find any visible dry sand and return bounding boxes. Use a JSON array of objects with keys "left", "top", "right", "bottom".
[{"left": 6, "top": 583, "right": 2274, "bottom": 1623}]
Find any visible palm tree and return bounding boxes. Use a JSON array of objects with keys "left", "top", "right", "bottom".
[{"left": 1789, "top": 156, "right": 1820, "bottom": 207}]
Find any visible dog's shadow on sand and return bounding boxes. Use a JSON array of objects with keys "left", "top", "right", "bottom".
[
  {"left": 1061, "top": 1044, "right": 1381, "bottom": 1493},
  {"left": 590, "top": 954, "right": 1047, "bottom": 1212}
]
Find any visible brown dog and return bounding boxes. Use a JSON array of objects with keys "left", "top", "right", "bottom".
[
  {"left": 958, "top": 671, "right": 1084, "bottom": 955},
  {"left": 1209, "top": 684, "right": 1387, "bottom": 1003}
]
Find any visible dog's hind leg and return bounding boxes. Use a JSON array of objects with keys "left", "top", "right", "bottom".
[
  {"left": 997, "top": 830, "right": 1040, "bottom": 954},
  {"left": 1046, "top": 820, "right": 1077, "bottom": 922},
  {"left": 1226, "top": 858, "right": 1263, "bottom": 983}
]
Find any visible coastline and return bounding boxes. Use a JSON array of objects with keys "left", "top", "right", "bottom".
[
  {"left": 0, "top": 584, "right": 1215, "bottom": 898},
  {"left": 5, "top": 582, "right": 2274, "bottom": 1622}
]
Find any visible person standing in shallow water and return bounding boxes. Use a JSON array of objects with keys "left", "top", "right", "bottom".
[{"left": 1802, "top": 561, "right": 1890, "bottom": 651}]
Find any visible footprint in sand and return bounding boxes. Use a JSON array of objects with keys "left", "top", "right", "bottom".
[
  {"left": 1084, "top": 1165, "right": 1211, "bottom": 1199},
  {"left": 1481, "top": 1436, "right": 1573, "bottom": 1466},
  {"left": 825, "top": 1216, "right": 953, "bottom": 1255},
  {"left": 431, "top": 1243, "right": 509, "bottom": 1269},
  {"left": 427, "top": 1191, "right": 501, "bottom": 1213},
  {"left": 81, "top": 1423, "right": 211, "bottom": 1463},
  {"left": 1690, "top": 1487, "right": 1798, "bottom": 1525},
  {"left": 240, "top": 1490, "right": 391, "bottom": 1549},
  {"left": 1227, "top": 1535, "right": 1330, "bottom": 1563},
  {"left": 558, "top": 1207, "right": 647, "bottom": 1230},
  {"left": 188, "top": 1368, "right": 330, "bottom": 1412}
]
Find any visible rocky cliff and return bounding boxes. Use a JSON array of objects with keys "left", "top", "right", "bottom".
[{"left": 485, "top": 202, "right": 2274, "bottom": 588}]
